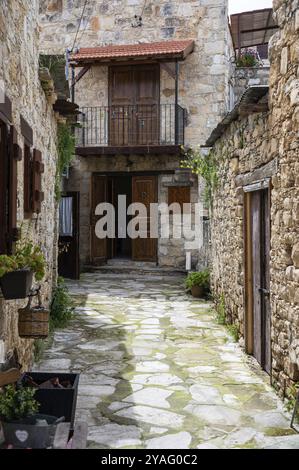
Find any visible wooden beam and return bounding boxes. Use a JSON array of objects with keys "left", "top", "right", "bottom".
[
  {"left": 160, "top": 63, "right": 176, "bottom": 79},
  {"left": 76, "top": 145, "right": 181, "bottom": 156},
  {"left": 72, "top": 65, "right": 91, "bottom": 86}
]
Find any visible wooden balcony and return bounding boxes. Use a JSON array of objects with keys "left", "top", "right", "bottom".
[{"left": 75, "top": 104, "right": 185, "bottom": 155}]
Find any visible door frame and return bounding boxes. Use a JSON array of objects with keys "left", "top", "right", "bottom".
[
  {"left": 90, "top": 172, "right": 158, "bottom": 263},
  {"left": 243, "top": 179, "right": 272, "bottom": 374}
]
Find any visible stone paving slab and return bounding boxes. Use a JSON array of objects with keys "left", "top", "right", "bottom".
[{"left": 34, "top": 273, "right": 299, "bottom": 449}]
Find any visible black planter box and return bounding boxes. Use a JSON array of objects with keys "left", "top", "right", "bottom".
[
  {"left": 0, "top": 269, "right": 33, "bottom": 300},
  {"left": 23, "top": 372, "right": 80, "bottom": 431}
]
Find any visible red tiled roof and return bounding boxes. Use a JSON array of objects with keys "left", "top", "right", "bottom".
[{"left": 71, "top": 40, "right": 194, "bottom": 64}]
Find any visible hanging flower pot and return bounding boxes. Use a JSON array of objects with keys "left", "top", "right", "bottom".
[
  {"left": 0, "top": 241, "right": 46, "bottom": 300},
  {"left": 18, "top": 293, "right": 49, "bottom": 339},
  {"left": 0, "top": 269, "right": 33, "bottom": 300}
]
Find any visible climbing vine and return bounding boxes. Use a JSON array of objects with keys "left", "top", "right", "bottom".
[
  {"left": 55, "top": 122, "right": 76, "bottom": 200},
  {"left": 180, "top": 146, "right": 218, "bottom": 206}
]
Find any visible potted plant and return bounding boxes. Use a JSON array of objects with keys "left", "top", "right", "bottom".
[
  {"left": 236, "top": 48, "right": 259, "bottom": 68},
  {"left": 185, "top": 270, "right": 210, "bottom": 298},
  {"left": 0, "top": 385, "right": 61, "bottom": 448},
  {"left": 0, "top": 242, "right": 45, "bottom": 300}
]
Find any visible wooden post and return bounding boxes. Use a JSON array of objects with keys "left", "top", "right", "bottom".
[{"left": 71, "top": 65, "right": 75, "bottom": 103}]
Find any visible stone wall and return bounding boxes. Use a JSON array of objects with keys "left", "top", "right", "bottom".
[
  {"left": 0, "top": 0, "right": 59, "bottom": 370},
  {"left": 210, "top": 0, "right": 299, "bottom": 395},
  {"left": 65, "top": 153, "right": 199, "bottom": 269},
  {"left": 40, "top": 0, "right": 232, "bottom": 146}
]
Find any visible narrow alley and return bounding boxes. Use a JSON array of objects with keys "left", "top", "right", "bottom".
[{"left": 34, "top": 273, "right": 298, "bottom": 449}]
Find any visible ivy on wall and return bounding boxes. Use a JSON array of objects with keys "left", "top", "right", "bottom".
[
  {"left": 180, "top": 146, "right": 218, "bottom": 205},
  {"left": 55, "top": 122, "right": 75, "bottom": 200}
]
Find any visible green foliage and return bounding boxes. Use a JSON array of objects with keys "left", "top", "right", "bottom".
[
  {"left": 185, "top": 270, "right": 210, "bottom": 290},
  {"left": 39, "top": 55, "right": 65, "bottom": 76},
  {"left": 285, "top": 383, "right": 299, "bottom": 413},
  {"left": 236, "top": 49, "right": 259, "bottom": 68},
  {"left": 50, "top": 277, "right": 74, "bottom": 329},
  {"left": 226, "top": 323, "right": 239, "bottom": 342},
  {"left": 215, "top": 293, "right": 239, "bottom": 342},
  {"left": 216, "top": 293, "right": 226, "bottom": 325},
  {"left": 0, "top": 242, "right": 45, "bottom": 281},
  {"left": 55, "top": 123, "right": 76, "bottom": 200},
  {"left": 0, "top": 385, "right": 40, "bottom": 422},
  {"left": 180, "top": 146, "right": 218, "bottom": 205}
]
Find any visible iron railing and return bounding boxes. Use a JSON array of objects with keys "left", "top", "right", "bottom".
[{"left": 76, "top": 104, "right": 185, "bottom": 147}]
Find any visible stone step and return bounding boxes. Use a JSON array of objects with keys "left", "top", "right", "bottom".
[{"left": 82, "top": 263, "right": 186, "bottom": 278}]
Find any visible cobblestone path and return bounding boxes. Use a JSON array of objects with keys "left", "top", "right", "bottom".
[{"left": 34, "top": 273, "right": 299, "bottom": 449}]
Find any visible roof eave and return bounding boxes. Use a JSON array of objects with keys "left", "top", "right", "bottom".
[{"left": 205, "top": 85, "right": 269, "bottom": 147}]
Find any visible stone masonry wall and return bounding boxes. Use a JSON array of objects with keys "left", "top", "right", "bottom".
[
  {"left": 210, "top": 1, "right": 299, "bottom": 396},
  {"left": 65, "top": 153, "right": 198, "bottom": 269},
  {"left": 39, "top": 0, "right": 232, "bottom": 147},
  {"left": 0, "top": 0, "right": 59, "bottom": 370}
]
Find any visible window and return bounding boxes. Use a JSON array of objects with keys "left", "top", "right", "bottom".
[
  {"left": 0, "top": 122, "right": 19, "bottom": 253},
  {"left": 168, "top": 186, "right": 190, "bottom": 209}
]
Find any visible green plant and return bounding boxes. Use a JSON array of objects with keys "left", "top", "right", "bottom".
[
  {"left": 55, "top": 123, "right": 76, "bottom": 200},
  {"left": 180, "top": 146, "right": 218, "bottom": 205},
  {"left": 227, "top": 323, "right": 239, "bottom": 342},
  {"left": 0, "top": 242, "right": 45, "bottom": 281},
  {"left": 185, "top": 270, "right": 210, "bottom": 290},
  {"left": 0, "top": 385, "right": 40, "bottom": 422},
  {"left": 216, "top": 293, "right": 226, "bottom": 325},
  {"left": 285, "top": 383, "right": 299, "bottom": 412},
  {"left": 236, "top": 49, "right": 259, "bottom": 67},
  {"left": 50, "top": 277, "right": 74, "bottom": 329}
]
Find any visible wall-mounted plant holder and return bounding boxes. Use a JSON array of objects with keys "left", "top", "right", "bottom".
[
  {"left": 0, "top": 270, "right": 33, "bottom": 300},
  {"left": 18, "top": 289, "right": 49, "bottom": 339}
]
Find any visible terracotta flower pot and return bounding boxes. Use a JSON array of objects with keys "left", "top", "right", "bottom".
[{"left": 191, "top": 285, "right": 204, "bottom": 298}]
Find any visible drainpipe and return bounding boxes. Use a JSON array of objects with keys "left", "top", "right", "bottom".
[
  {"left": 71, "top": 65, "right": 75, "bottom": 104},
  {"left": 175, "top": 59, "right": 179, "bottom": 145}
]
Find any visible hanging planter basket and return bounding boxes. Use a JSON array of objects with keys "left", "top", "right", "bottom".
[
  {"left": 18, "top": 293, "right": 49, "bottom": 339},
  {"left": 0, "top": 269, "right": 33, "bottom": 300}
]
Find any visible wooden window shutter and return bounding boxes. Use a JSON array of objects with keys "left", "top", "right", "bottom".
[
  {"left": 32, "top": 149, "right": 45, "bottom": 213},
  {"left": 24, "top": 143, "right": 33, "bottom": 216},
  {"left": 8, "top": 125, "right": 21, "bottom": 246},
  {"left": 168, "top": 186, "right": 191, "bottom": 209}
]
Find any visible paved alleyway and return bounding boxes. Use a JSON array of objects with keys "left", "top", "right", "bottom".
[{"left": 35, "top": 273, "right": 299, "bottom": 449}]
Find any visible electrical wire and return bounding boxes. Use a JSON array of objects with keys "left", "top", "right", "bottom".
[
  {"left": 76, "top": 1, "right": 95, "bottom": 49},
  {"left": 71, "top": 0, "right": 89, "bottom": 52}
]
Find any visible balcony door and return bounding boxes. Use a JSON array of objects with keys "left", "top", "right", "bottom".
[{"left": 109, "top": 64, "right": 160, "bottom": 146}]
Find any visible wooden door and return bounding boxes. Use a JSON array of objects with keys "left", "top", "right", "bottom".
[
  {"left": 91, "top": 174, "right": 108, "bottom": 264},
  {"left": 132, "top": 176, "right": 157, "bottom": 262},
  {"left": 109, "top": 65, "right": 159, "bottom": 145},
  {"left": 245, "top": 188, "right": 271, "bottom": 373},
  {"left": 134, "top": 65, "right": 160, "bottom": 145},
  {"left": 109, "top": 67, "right": 134, "bottom": 145},
  {"left": 58, "top": 192, "right": 80, "bottom": 279}
]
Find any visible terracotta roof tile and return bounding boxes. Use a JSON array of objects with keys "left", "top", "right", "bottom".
[{"left": 71, "top": 40, "right": 194, "bottom": 63}]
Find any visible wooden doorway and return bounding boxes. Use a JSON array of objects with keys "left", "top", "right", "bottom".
[
  {"left": 91, "top": 174, "right": 157, "bottom": 264},
  {"left": 244, "top": 186, "right": 271, "bottom": 374},
  {"left": 109, "top": 64, "right": 160, "bottom": 146},
  {"left": 132, "top": 175, "right": 157, "bottom": 262},
  {"left": 58, "top": 192, "right": 80, "bottom": 279}
]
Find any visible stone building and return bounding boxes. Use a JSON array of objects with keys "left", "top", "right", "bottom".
[
  {"left": 0, "top": 0, "right": 62, "bottom": 369},
  {"left": 39, "top": 0, "right": 233, "bottom": 271},
  {"left": 208, "top": 1, "right": 299, "bottom": 395}
]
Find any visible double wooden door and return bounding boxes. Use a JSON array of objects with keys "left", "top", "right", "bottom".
[
  {"left": 244, "top": 187, "right": 271, "bottom": 374},
  {"left": 91, "top": 174, "right": 157, "bottom": 263},
  {"left": 109, "top": 65, "right": 160, "bottom": 145}
]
